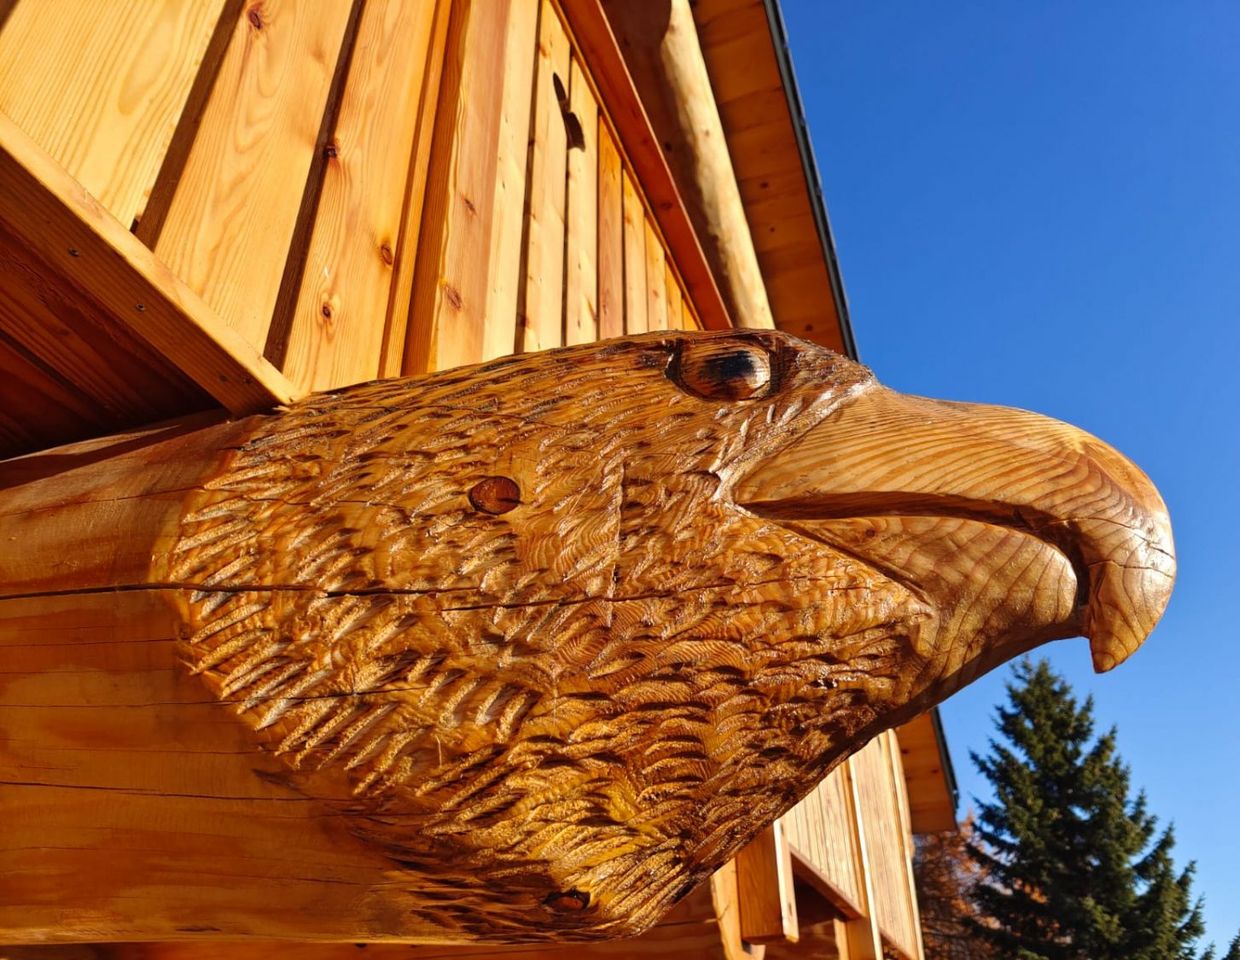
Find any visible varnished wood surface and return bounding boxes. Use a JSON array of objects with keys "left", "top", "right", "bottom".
[
  {"left": 0, "top": 112, "right": 296, "bottom": 447},
  {"left": 0, "top": 330, "right": 1174, "bottom": 944}
]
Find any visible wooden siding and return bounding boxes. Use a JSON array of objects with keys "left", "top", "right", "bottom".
[
  {"left": 0, "top": 0, "right": 706, "bottom": 459},
  {"left": 783, "top": 732, "right": 925, "bottom": 960}
]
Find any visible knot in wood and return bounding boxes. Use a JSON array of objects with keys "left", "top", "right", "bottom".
[{"left": 468, "top": 476, "right": 520, "bottom": 515}]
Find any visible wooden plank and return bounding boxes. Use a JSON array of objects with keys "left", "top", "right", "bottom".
[
  {"left": 379, "top": 0, "right": 453, "bottom": 378},
  {"left": 406, "top": 0, "right": 513, "bottom": 373},
  {"left": 0, "top": 111, "right": 296, "bottom": 415},
  {"left": 482, "top": 0, "right": 541, "bottom": 361},
  {"left": 665, "top": 260, "right": 683, "bottom": 330},
  {"left": 556, "top": 0, "right": 731, "bottom": 330},
  {"left": 563, "top": 56, "right": 599, "bottom": 346},
  {"left": 711, "top": 860, "right": 766, "bottom": 960},
  {"left": 519, "top": 0, "right": 572, "bottom": 353},
  {"left": 621, "top": 170, "right": 647, "bottom": 334},
  {"left": 0, "top": 219, "right": 207, "bottom": 434},
  {"left": 735, "top": 823, "right": 799, "bottom": 945},
  {"left": 596, "top": 123, "right": 624, "bottom": 340},
  {"left": 845, "top": 755, "right": 885, "bottom": 960},
  {"left": 151, "top": 0, "right": 358, "bottom": 351},
  {"left": 681, "top": 285, "right": 700, "bottom": 330},
  {"left": 887, "top": 730, "right": 927, "bottom": 960},
  {"left": 278, "top": 0, "right": 442, "bottom": 392},
  {"left": 644, "top": 216, "right": 668, "bottom": 331},
  {"left": 0, "top": 0, "right": 229, "bottom": 229}
]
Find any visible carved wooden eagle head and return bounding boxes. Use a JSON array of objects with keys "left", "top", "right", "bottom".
[{"left": 163, "top": 330, "right": 1174, "bottom": 940}]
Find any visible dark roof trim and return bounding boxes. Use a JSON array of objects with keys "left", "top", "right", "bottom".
[
  {"left": 929, "top": 706, "right": 961, "bottom": 817},
  {"left": 760, "top": 0, "right": 859, "bottom": 361}
]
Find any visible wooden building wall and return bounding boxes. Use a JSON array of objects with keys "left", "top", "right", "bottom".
[
  {"left": 0, "top": 0, "right": 718, "bottom": 461},
  {"left": 0, "top": 2, "right": 932, "bottom": 959}
]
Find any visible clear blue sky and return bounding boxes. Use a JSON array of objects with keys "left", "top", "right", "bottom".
[{"left": 781, "top": 0, "right": 1240, "bottom": 947}]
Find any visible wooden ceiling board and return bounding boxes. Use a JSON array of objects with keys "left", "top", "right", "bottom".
[{"left": 895, "top": 712, "right": 959, "bottom": 835}]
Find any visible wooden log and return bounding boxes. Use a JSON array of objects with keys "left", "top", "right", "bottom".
[
  {"left": 0, "top": 331, "right": 1174, "bottom": 942},
  {"left": 601, "top": 0, "right": 774, "bottom": 329}
]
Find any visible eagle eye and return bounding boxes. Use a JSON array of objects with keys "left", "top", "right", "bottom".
[{"left": 673, "top": 340, "right": 773, "bottom": 401}]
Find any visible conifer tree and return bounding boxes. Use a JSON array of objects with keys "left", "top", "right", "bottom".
[{"left": 966, "top": 659, "right": 1212, "bottom": 960}]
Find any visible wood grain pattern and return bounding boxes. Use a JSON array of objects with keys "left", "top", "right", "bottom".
[
  {"left": 0, "top": 330, "right": 1173, "bottom": 943},
  {"left": 151, "top": 0, "right": 357, "bottom": 349},
  {"left": 279, "top": 0, "right": 441, "bottom": 391},
  {"left": 0, "top": 111, "right": 296, "bottom": 418},
  {"left": 0, "top": 0, "right": 228, "bottom": 229},
  {"left": 644, "top": 218, "right": 668, "bottom": 330},
  {"left": 557, "top": 0, "right": 731, "bottom": 330},
  {"left": 621, "top": 171, "right": 647, "bottom": 334},
  {"left": 596, "top": 124, "right": 624, "bottom": 340},
  {"left": 519, "top": 0, "right": 572, "bottom": 354},
  {"left": 482, "top": 0, "right": 540, "bottom": 362},
  {"left": 406, "top": 0, "right": 512, "bottom": 373},
  {"left": 564, "top": 57, "right": 600, "bottom": 346}
]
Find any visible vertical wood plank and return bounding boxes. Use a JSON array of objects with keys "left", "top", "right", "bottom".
[
  {"left": 482, "top": 0, "right": 541, "bottom": 362},
  {"left": 406, "top": 0, "right": 514, "bottom": 372},
  {"left": 846, "top": 756, "right": 885, "bottom": 960},
  {"left": 735, "top": 822, "right": 799, "bottom": 945},
  {"left": 0, "top": 0, "right": 229, "bottom": 229},
  {"left": 519, "top": 0, "right": 571, "bottom": 353},
  {"left": 887, "top": 730, "right": 927, "bottom": 960},
  {"left": 596, "top": 123, "right": 623, "bottom": 340},
  {"left": 151, "top": 0, "right": 358, "bottom": 350},
  {"left": 621, "top": 171, "right": 647, "bottom": 334},
  {"left": 644, "top": 217, "right": 668, "bottom": 331},
  {"left": 279, "top": 0, "right": 440, "bottom": 392},
  {"left": 665, "top": 260, "right": 683, "bottom": 330},
  {"left": 379, "top": 0, "right": 453, "bottom": 378},
  {"left": 563, "top": 56, "right": 599, "bottom": 346},
  {"left": 681, "top": 286, "right": 699, "bottom": 330}
]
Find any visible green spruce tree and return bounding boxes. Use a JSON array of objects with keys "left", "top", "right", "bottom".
[{"left": 966, "top": 658, "right": 1212, "bottom": 960}]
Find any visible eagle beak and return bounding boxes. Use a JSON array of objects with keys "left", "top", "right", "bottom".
[{"left": 732, "top": 385, "right": 1175, "bottom": 672}]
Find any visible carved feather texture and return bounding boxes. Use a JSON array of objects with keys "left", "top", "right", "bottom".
[{"left": 163, "top": 331, "right": 1101, "bottom": 939}]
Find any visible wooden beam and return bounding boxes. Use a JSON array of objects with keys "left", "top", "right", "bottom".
[
  {"left": 600, "top": 0, "right": 774, "bottom": 330},
  {"left": 556, "top": 0, "right": 731, "bottom": 330},
  {"left": 0, "top": 111, "right": 296, "bottom": 414}
]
